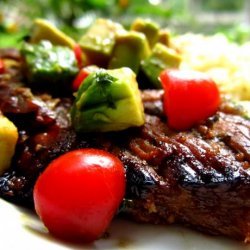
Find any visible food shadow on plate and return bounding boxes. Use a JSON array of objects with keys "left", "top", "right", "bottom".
[
  {"left": 99, "top": 218, "right": 250, "bottom": 250},
  {"left": 15, "top": 204, "right": 95, "bottom": 250},
  {"left": 13, "top": 202, "right": 250, "bottom": 250}
]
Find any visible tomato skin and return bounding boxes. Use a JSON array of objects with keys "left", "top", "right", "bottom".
[
  {"left": 0, "top": 59, "right": 5, "bottom": 74},
  {"left": 160, "top": 69, "right": 220, "bottom": 131},
  {"left": 73, "top": 44, "right": 83, "bottom": 69},
  {"left": 72, "top": 68, "right": 90, "bottom": 91},
  {"left": 72, "top": 66, "right": 99, "bottom": 91},
  {"left": 33, "top": 149, "right": 125, "bottom": 243}
]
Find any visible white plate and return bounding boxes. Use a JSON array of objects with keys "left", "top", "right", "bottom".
[{"left": 0, "top": 198, "right": 249, "bottom": 250}]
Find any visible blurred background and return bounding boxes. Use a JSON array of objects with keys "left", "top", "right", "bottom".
[{"left": 1, "top": 0, "right": 250, "bottom": 47}]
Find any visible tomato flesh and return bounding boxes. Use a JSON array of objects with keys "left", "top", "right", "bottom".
[
  {"left": 160, "top": 69, "right": 220, "bottom": 130},
  {"left": 34, "top": 149, "right": 125, "bottom": 243},
  {"left": 72, "top": 68, "right": 90, "bottom": 91},
  {"left": 0, "top": 59, "right": 5, "bottom": 74},
  {"left": 73, "top": 44, "right": 83, "bottom": 69}
]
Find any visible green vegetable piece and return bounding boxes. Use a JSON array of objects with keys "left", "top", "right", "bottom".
[
  {"left": 71, "top": 67, "right": 145, "bottom": 132},
  {"left": 0, "top": 113, "right": 18, "bottom": 175},
  {"left": 158, "top": 29, "right": 170, "bottom": 47},
  {"left": 21, "top": 41, "right": 78, "bottom": 94},
  {"left": 30, "top": 18, "right": 76, "bottom": 48},
  {"left": 141, "top": 43, "right": 182, "bottom": 89},
  {"left": 108, "top": 31, "right": 150, "bottom": 73},
  {"left": 131, "top": 18, "right": 160, "bottom": 48},
  {"left": 79, "top": 19, "right": 125, "bottom": 66}
]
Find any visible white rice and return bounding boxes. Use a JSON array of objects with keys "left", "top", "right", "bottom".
[{"left": 172, "top": 33, "right": 250, "bottom": 101}]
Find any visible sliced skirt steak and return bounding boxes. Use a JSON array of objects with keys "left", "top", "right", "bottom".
[{"left": 1, "top": 49, "right": 250, "bottom": 241}]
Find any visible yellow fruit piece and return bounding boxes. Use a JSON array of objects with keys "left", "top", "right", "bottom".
[
  {"left": 30, "top": 18, "right": 76, "bottom": 48},
  {"left": 0, "top": 114, "right": 18, "bottom": 175}
]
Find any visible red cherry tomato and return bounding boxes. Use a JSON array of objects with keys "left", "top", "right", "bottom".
[
  {"left": 73, "top": 44, "right": 83, "bottom": 69},
  {"left": 72, "top": 68, "right": 91, "bottom": 91},
  {"left": 0, "top": 59, "right": 5, "bottom": 74},
  {"left": 160, "top": 69, "right": 220, "bottom": 131},
  {"left": 34, "top": 149, "right": 125, "bottom": 243},
  {"left": 72, "top": 66, "right": 98, "bottom": 91}
]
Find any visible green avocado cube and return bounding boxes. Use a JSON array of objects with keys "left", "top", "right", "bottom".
[
  {"left": 141, "top": 43, "right": 182, "bottom": 89},
  {"left": 79, "top": 18, "right": 125, "bottom": 66},
  {"left": 158, "top": 29, "right": 170, "bottom": 47},
  {"left": 30, "top": 18, "right": 76, "bottom": 48},
  {"left": 21, "top": 41, "right": 78, "bottom": 94},
  {"left": 71, "top": 68, "right": 145, "bottom": 132},
  {"left": 108, "top": 31, "right": 150, "bottom": 73},
  {"left": 131, "top": 18, "right": 160, "bottom": 48}
]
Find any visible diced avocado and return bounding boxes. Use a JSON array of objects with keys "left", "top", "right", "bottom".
[
  {"left": 71, "top": 68, "right": 145, "bottom": 132},
  {"left": 21, "top": 41, "right": 78, "bottom": 94},
  {"left": 108, "top": 31, "right": 150, "bottom": 73},
  {"left": 131, "top": 18, "right": 160, "bottom": 48},
  {"left": 30, "top": 18, "right": 76, "bottom": 48},
  {"left": 79, "top": 19, "right": 126, "bottom": 66},
  {"left": 141, "top": 43, "right": 182, "bottom": 88},
  {"left": 0, "top": 114, "right": 18, "bottom": 175},
  {"left": 158, "top": 29, "right": 170, "bottom": 47}
]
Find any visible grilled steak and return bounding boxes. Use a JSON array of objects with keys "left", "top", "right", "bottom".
[
  {"left": 1, "top": 49, "right": 250, "bottom": 242},
  {"left": 120, "top": 110, "right": 250, "bottom": 242}
]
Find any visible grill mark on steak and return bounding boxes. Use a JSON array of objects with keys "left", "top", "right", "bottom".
[
  {"left": 173, "top": 134, "right": 242, "bottom": 185},
  {"left": 1, "top": 49, "right": 250, "bottom": 241},
  {"left": 211, "top": 113, "right": 250, "bottom": 162}
]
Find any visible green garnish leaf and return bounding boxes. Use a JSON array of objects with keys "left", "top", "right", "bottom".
[{"left": 95, "top": 71, "right": 117, "bottom": 109}]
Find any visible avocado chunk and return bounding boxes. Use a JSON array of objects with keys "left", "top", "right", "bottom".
[
  {"left": 0, "top": 114, "right": 18, "bottom": 175},
  {"left": 108, "top": 31, "right": 150, "bottom": 73},
  {"left": 141, "top": 43, "right": 182, "bottom": 88},
  {"left": 30, "top": 18, "right": 76, "bottom": 48},
  {"left": 131, "top": 18, "right": 160, "bottom": 48},
  {"left": 158, "top": 29, "right": 170, "bottom": 47},
  {"left": 79, "top": 19, "right": 125, "bottom": 66},
  {"left": 71, "top": 68, "right": 145, "bottom": 132},
  {"left": 21, "top": 41, "right": 78, "bottom": 95}
]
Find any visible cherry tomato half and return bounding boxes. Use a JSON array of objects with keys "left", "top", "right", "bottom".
[
  {"left": 72, "top": 66, "right": 99, "bottom": 91},
  {"left": 34, "top": 149, "right": 125, "bottom": 243},
  {"left": 0, "top": 59, "right": 5, "bottom": 74},
  {"left": 160, "top": 69, "right": 220, "bottom": 131},
  {"left": 73, "top": 43, "right": 84, "bottom": 69},
  {"left": 72, "top": 68, "right": 91, "bottom": 91}
]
